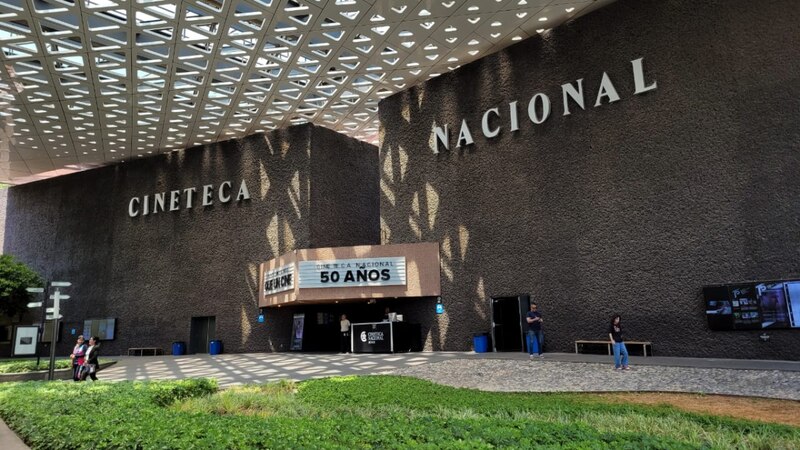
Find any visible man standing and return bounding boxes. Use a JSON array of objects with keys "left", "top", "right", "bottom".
[
  {"left": 340, "top": 314, "right": 351, "bottom": 353},
  {"left": 526, "top": 303, "right": 544, "bottom": 359}
]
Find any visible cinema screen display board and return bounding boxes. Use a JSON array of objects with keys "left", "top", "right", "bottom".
[{"left": 704, "top": 280, "right": 800, "bottom": 330}]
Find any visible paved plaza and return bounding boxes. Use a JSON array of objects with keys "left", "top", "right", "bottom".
[{"left": 93, "top": 352, "right": 800, "bottom": 399}]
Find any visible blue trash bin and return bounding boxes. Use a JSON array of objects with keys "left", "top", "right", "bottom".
[
  {"left": 172, "top": 341, "right": 186, "bottom": 356},
  {"left": 209, "top": 340, "right": 223, "bottom": 355},
  {"left": 473, "top": 334, "right": 488, "bottom": 353}
]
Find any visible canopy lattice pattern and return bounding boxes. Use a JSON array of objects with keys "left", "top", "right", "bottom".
[{"left": 0, "top": 0, "right": 611, "bottom": 183}]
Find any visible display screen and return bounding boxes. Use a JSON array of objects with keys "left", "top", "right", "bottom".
[
  {"left": 83, "top": 318, "right": 116, "bottom": 340},
  {"left": 705, "top": 280, "right": 800, "bottom": 330}
]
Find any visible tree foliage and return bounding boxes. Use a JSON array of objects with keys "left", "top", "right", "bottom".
[{"left": 0, "top": 254, "right": 43, "bottom": 320}]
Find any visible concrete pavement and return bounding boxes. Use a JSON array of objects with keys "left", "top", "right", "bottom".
[{"left": 95, "top": 351, "right": 800, "bottom": 387}]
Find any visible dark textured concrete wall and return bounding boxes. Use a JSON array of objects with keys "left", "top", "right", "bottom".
[
  {"left": 309, "top": 126, "right": 380, "bottom": 248},
  {"left": 378, "top": 0, "right": 800, "bottom": 358},
  {"left": 1, "top": 124, "right": 379, "bottom": 356}
]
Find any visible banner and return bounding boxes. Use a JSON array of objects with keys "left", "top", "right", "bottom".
[{"left": 290, "top": 314, "right": 305, "bottom": 351}]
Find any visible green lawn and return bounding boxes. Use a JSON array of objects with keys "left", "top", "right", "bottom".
[{"left": 0, "top": 376, "right": 796, "bottom": 449}]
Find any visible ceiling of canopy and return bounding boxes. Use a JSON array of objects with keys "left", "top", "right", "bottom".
[{"left": 0, "top": 0, "right": 614, "bottom": 184}]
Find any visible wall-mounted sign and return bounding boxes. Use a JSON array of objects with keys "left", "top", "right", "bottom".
[
  {"left": 298, "top": 257, "right": 407, "bottom": 288},
  {"left": 128, "top": 179, "right": 251, "bottom": 217},
  {"left": 431, "top": 57, "right": 657, "bottom": 153},
  {"left": 263, "top": 264, "right": 295, "bottom": 296},
  {"left": 12, "top": 326, "right": 38, "bottom": 356}
]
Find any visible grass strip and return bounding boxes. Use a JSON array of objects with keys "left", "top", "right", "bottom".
[{"left": 0, "top": 375, "right": 796, "bottom": 449}]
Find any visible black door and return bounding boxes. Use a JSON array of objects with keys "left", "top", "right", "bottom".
[
  {"left": 190, "top": 316, "right": 216, "bottom": 354},
  {"left": 491, "top": 295, "right": 530, "bottom": 352}
]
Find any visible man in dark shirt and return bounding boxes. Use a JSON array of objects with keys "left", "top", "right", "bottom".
[{"left": 525, "top": 303, "right": 544, "bottom": 358}]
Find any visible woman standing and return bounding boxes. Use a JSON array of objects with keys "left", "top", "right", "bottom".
[
  {"left": 70, "top": 335, "right": 87, "bottom": 381},
  {"left": 80, "top": 336, "right": 101, "bottom": 381},
  {"left": 608, "top": 315, "right": 630, "bottom": 371}
]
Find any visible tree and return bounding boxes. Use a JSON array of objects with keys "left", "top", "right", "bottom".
[{"left": 0, "top": 254, "right": 43, "bottom": 320}]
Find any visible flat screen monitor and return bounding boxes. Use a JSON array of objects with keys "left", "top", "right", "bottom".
[
  {"left": 83, "top": 318, "right": 116, "bottom": 340},
  {"left": 704, "top": 280, "right": 800, "bottom": 330}
]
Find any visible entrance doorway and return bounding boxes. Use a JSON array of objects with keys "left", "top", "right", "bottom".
[
  {"left": 491, "top": 295, "right": 530, "bottom": 352},
  {"left": 190, "top": 316, "right": 216, "bottom": 354}
]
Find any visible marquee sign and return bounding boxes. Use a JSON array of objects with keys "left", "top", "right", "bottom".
[
  {"left": 262, "top": 264, "right": 295, "bottom": 296},
  {"left": 298, "top": 257, "right": 407, "bottom": 288}
]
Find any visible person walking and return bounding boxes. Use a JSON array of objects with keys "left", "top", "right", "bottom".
[
  {"left": 80, "top": 336, "right": 101, "bottom": 381},
  {"left": 69, "top": 335, "right": 87, "bottom": 382},
  {"left": 609, "top": 315, "right": 630, "bottom": 370},
  {"left": 339, "top": 314, "right": 351, "bottom": 353},
  {"left": 525, "top": 303, "right": 544, "bottom": 359}
]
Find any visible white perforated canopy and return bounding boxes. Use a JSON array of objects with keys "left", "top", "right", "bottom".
[{"left": 0, "top": 0, "right": 613, "bottom": 183}]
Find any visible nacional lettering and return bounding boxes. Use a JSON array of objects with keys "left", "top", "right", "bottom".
[
  {"left": 360, "top": 330, "right": 385, "bottom": 343},
  {"left": 128, "top": 179, "right": 251, "bottom": 218},
  {"left": 431, "top": 57, "right": 658, "bottom": 153},
  {"left": 367, "top": 331, "right": 385, "bottom": 341}
]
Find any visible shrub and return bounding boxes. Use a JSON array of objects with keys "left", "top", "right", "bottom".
[
  {"left": 148, "top": 378, "right": 219, "bottom": 406},
  {"left": 0, "top": 255, "right": 43, "bottom": 320},
  {"left": 0, "top": 359, "right": 72, "bottom": 374},
  {"left": 0, "top": 376, "right": 796, "bottom": 449}
]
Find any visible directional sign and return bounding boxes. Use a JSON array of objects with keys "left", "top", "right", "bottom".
[
  {"left": 46, "top": 314, "right": 63, "bottom": 320},
  {"left": 49, "top": 294, "right": 70, "bottom": 300},
  {"left": 50, "top": 282, "right": 71, "bottom": 287},
  {"left": 45, "top": 307, "right": 56, "bottom": 313},
  {"left": 26, "top": 287, "right": 45, "bottom": 293},
  {"left": 27, "top": 302, "right": 43, "bottom": 308}
]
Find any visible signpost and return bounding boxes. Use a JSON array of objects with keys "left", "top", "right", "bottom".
[
  {"left": 26, "top": 282, "right": 71, "bottom": 380},
  {"left": 46, "top": 286, "right": 70, "bottom": 381},
  {"left": 25, "top": 286, "right": 46, "bottom": 367}
]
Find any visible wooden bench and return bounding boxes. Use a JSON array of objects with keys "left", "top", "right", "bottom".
[
  {"left": 575, "top": 340, "right": 652, "bottom": 357},
  {"left": 127, "top": 347, "right": 163, "bottom": 356}
]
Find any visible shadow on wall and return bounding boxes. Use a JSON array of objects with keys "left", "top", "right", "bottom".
[{"left": 380, "top": 80, "right": 484, "bottom": 351}]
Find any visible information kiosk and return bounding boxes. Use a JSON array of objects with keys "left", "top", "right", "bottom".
[{"left": 351, "top": 321, "right": 418, "bottom": 353}]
